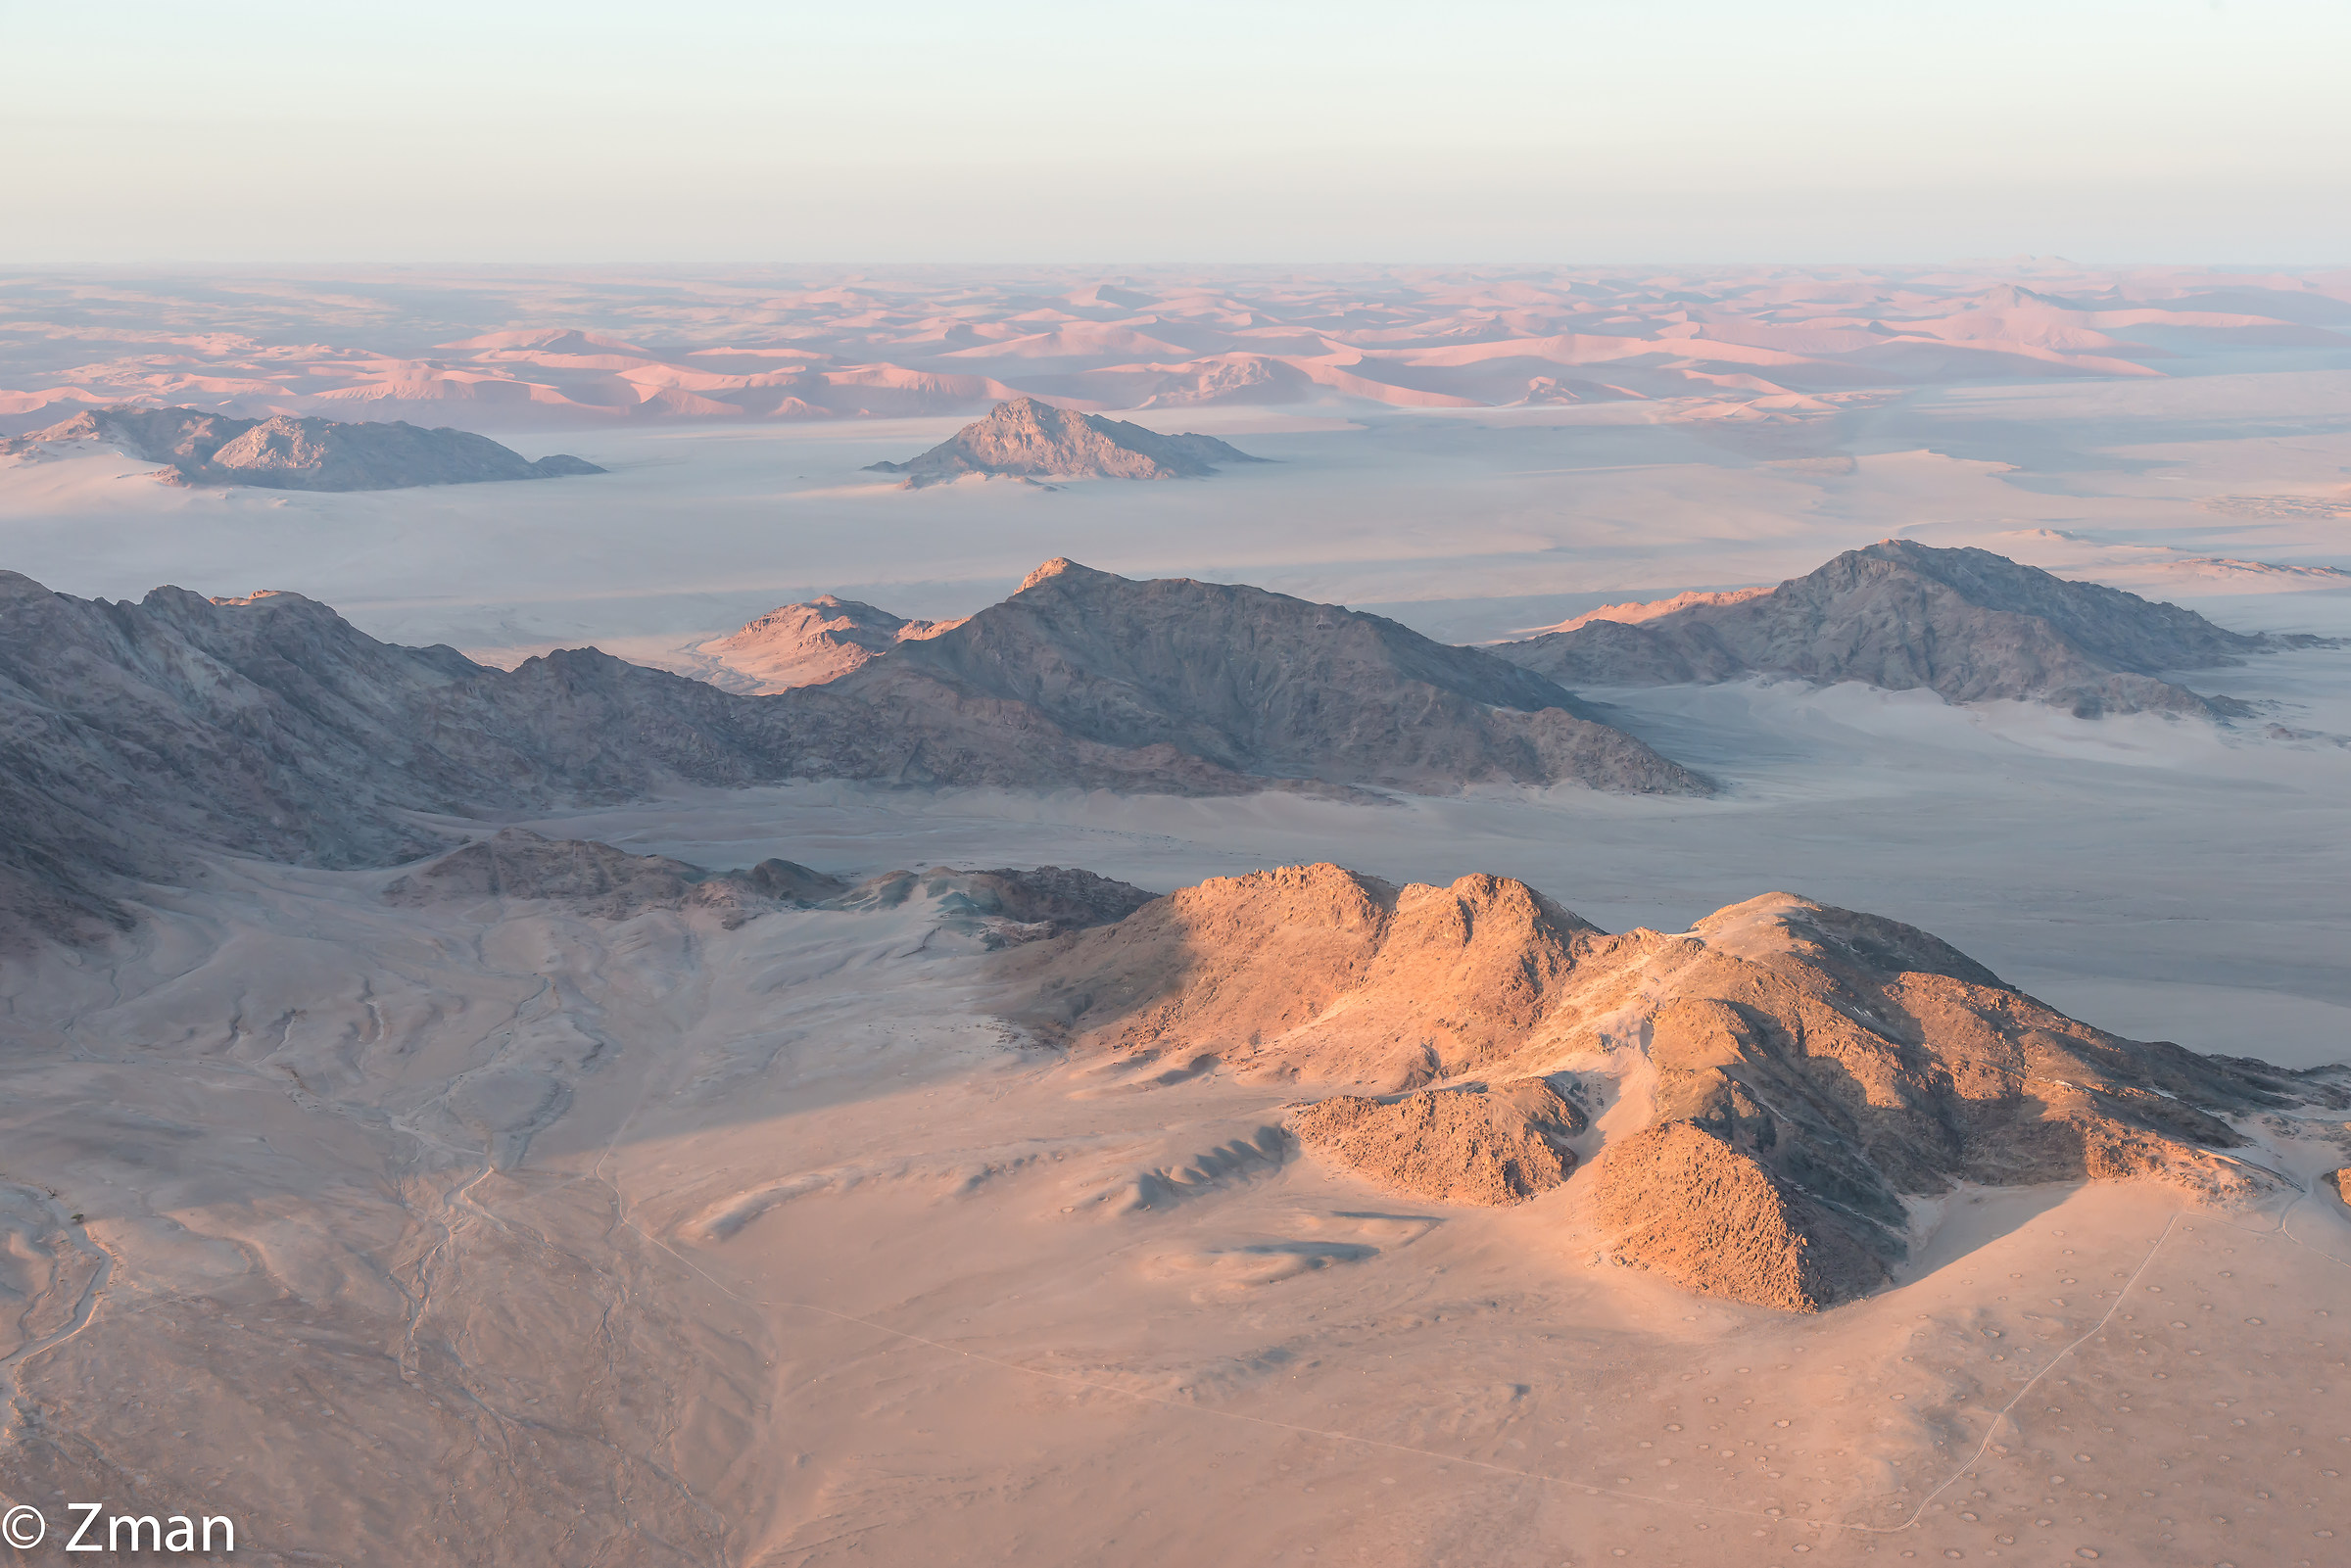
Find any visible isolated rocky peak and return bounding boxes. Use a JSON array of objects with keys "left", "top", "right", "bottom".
[
  {"left": 1018, "top": 555, "right": 1089, "bottom": 592},
  {"left": 1494, "top": 539, "right": 2292, "bottom": 717},
  {"left": 864, "top": 397, "right": 1265, "bottom": 487},
  {"left": 695, "top": 593, "right": 941, "bottom": 692},
  {"left": 843, "top": 558, "right": 1708, "bottom": 793},
  {"left": 1004, "top": 862, "right": 2327, "bottom": 1311},
  {"left": 23, "top": 404, "right": 601, "bottom": 491}
]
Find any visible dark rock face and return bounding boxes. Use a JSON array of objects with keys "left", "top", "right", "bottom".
[
  {"left": 26, "top": 405, "right": 601, "bottom": 491},
  {"left": 386, "top": 830, "right": 710, "bottom": 915},
  {"left": 0, "top": 571, "right": 484, "bottom": 944},
  {"left": 948, "top": 866, "right": 1160, "bottom": 931},
  {"left": 383, "top": 829, "right": 851, "bottom": 927},
  {"left": 864, "top": 397, "right": 1266, "bottom": 487},
  {"left": 822, "top": 864, "right": 1158, "bottom": 946},
  {"left": 0, "top": 559, "right": 1700, "bottom": 946},
  {"left": 839, "top": 558, "right": 1708, "bottom": 795},
  {"left": 1491, "top": 541, "right": 2300, "bottom": 716}
]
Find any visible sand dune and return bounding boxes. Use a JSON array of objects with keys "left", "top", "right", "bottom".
[
  {"left": 4, "top": 262, "right": 2349, "bottom": 1566},
  {"left": 6, "top": 264, "right": 2346, "bottom": 435}
]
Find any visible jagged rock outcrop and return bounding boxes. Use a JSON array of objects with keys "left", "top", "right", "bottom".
[
  {"left": 1005, "top": 864, "right": 2335, "bottom": 1310},
  {"left": 832, "top": 558, "right": 1706, "bottom": 795},
  {"left": 1289, "top": 1078, "right": 1585, "bottom": 1205},
  {"left": 823, "top": 864, "right": 1157, "bottom": 946},
  {"left": 694, "top": 595, "right": 945, "bottom": 692},
  {"left": 865, "top": 397, "right": 1265, "bottom": 487},
  {"left": 23, "top": 405, "right": 601, "bottom": 490},
  {"left": 1592, "top": 1120, "right": 1886, "bottom": 1311},
  {"left": 1491, "top": 541, "right": 2308, "bottom": 717},
  {"left": 1010, "top": 865, "right": 1601, "bottom": 1088},
  {"left": 382, "top": 828, "right": 843, "bottom": 925},
  {"left": 0, "top": 561, "right": 1698, "bottom": 948}
]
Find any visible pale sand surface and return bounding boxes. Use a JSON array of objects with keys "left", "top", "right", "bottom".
[
  {"left": 5, "top": 269, "right": 2351, "bottom": 1562},
  {"left": 1, "top": 865, "right": 2343, "bottom": 1565}
]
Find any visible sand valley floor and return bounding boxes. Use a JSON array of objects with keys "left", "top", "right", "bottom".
[{"left": 3, "top": 264, "right": 2349, "bottom": 1565}]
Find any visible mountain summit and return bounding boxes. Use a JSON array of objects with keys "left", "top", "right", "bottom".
[
  {"left": 865, "top": 397, "right": 1266, "bottom": 487},
  {"left": 1492, "top": 540, "right": 2296, "bottom": 716},
  {"left": 830, "top": 557, "right": 1703, "bottom": 793},
  {"left": 1007, "top": 863, "right": 2327, "bottom": 1310}
]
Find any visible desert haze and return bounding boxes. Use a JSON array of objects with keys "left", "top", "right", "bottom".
[{"left": 1, "top": 262, "right": 2348, "bottom": 1568}]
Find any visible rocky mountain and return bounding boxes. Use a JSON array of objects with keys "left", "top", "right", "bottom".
[
  {"left": 0, "top": 561, "right": 1695, "bottom": 946},
  {"left": 1289, "top": 1077, "right": 1586, "bottom": 1206},
  {"left": 693, "top": 594, "right": 946, "bottom": 692},
  {"left": 1004, "top": 863, "right": 2333, "bottom": 1310},
  {"left": 17, "top": 405, "right": 601, "bottom": 490},
  {"left": 1490, "top": 540, "right": 2307, "bottom": 717},
  {"left": 828, "top": 558, "right": 1705, "bottom": 794},
  {"left": 865, "top": 397, "right": 1266, "bottom": 487}
]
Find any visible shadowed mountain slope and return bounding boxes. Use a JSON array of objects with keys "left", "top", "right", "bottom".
[
  {"left": 20, "top": 405, "right": 601, "bottom": 490},
  {"left": 1003, "top": 864, "right": 2333, "bottom": 1310},
  {"left": 865, "top": 397, "right": 1265, "bottom": 487},
  {"left": 0, "top": 562, "right": 1696, "bottom": 944},
  {"left": 1491, "top": 541, "right": 2305, "bottom": 717},
  {"left": 833, "top": 558, "right": 1705, "bottom": 794}
]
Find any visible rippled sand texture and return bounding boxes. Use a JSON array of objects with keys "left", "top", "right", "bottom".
[
  {"left": 3, "top": 264, "right": 2348, "bottom": 1565},
  {"left": 0, "top": 867, "right": 2343, "bottom": 1566}
]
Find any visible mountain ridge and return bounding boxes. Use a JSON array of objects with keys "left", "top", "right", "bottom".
[
  {"left": 1002, "top": 862, "right": 2338, "bottom": 1310},
  {"left": 0, "top": 560, "right": 1698, "bottom": 946},
  {"left": 824, "top": 558, "right": 1704, "bottom": 794},
  {"left": 12, "top": 405, "right": 601, "bottom": 491},
  {"left": 1490, "top": 540, "right": 2311, "bottom": 716}
]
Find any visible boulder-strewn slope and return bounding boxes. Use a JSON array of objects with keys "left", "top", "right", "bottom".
[
  {"left": 0, "top": 561, "right": 1693, "bottom": 944},
  {"left": 21, "top": 405, "right": 601, "bottom": 490},
  {"left": 1289, "top": 1078, "right": 1585, "bottom": 1206},
  {"left": 865, "top": 397, "right": 1265, "bottom": 487},
  {"left": 1491, "top": 541, "right": 2304, "bottom": 717},
  {"left": 1005, "top": 864, "right": 2331, "bottom": 1310}
]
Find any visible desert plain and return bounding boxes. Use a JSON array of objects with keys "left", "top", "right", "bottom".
[{"left": 1, "top": 263, "right": 2348, "bottom": 1566}]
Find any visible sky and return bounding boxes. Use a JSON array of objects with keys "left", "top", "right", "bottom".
[{"left": 5, "top": 0, "right": 2348, "bottom": 263}]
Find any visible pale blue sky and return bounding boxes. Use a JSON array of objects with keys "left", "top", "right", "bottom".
[{"left": 6, "top": 0, "right": 2347, "bottom": 261}]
